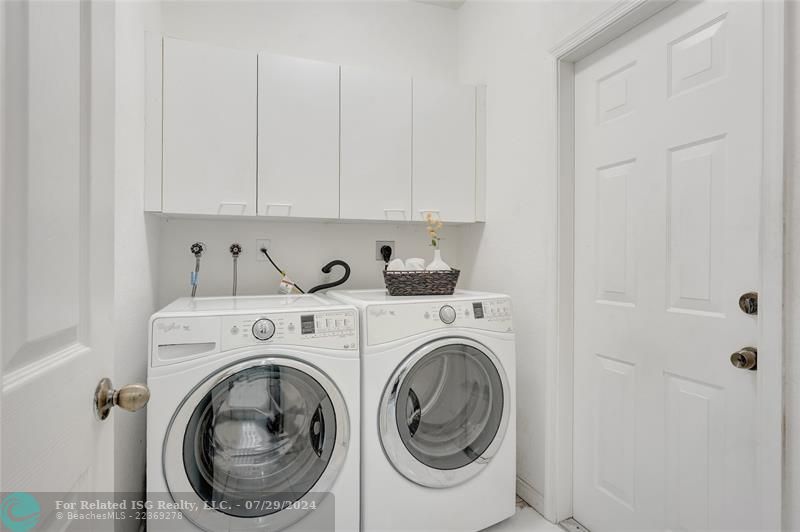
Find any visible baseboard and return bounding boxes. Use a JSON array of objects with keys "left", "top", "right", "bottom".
[{"left": 516, "top": 476, "right": 545, "bottom": 515}]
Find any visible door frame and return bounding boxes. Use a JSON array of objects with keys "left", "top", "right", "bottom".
[{"left": 543, "top": 0, "right": 785, "bottom": 528}]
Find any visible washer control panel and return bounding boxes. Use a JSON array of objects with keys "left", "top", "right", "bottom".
[
  {"left": 222, "top": 310, "right": 358, "bottom": 351},
  {"left": 366, "top": 298, "right": 513, "bottom": 346}
]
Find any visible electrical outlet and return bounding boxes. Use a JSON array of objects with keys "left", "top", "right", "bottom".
[
  {"left": 375, "top": 241, "right": 395, "bottom": 261},
  {"left": 256, "top": 239, "right": 271, "bottom": 261}
]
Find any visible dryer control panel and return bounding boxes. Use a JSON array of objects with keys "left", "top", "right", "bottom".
[{"left": 366, "top": 298, "right": 513, "bottom": 346}]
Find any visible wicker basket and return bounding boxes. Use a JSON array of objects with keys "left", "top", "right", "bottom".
[{"left": 382, "top": 269, "right": 461, "bottom": 296}]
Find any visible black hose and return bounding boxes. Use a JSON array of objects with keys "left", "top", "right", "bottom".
[
  {"left": 308, "top": 260, "right": 351, "bottom": 293},
  {"left": 260, "top": 247, "right": 305, "bottom": 293}
]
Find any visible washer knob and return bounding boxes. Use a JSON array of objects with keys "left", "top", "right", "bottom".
[
  {"left": 439, "top": 305, "right": 457, "bottom": 324},
  {"left": 252, "top": 318, "right": 275, "bottom": 341}
]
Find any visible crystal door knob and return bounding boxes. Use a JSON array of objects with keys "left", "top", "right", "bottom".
[
  {"left": 94, "top": 378, "right": 150, "bottom": 420},
  {"left": 730, "top": 347, "right": 757, "bottom": 370}
]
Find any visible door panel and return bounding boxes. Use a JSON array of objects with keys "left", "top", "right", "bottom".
[
  {"left": 258, "top": 54, "right": 339, "bottom": 219},
  {"left": 340, "top": 67, "right": 412, "bottom": 221},
  {"left": 573, "top": 2, "right": 762, "bottom": 530},
  {"left": 2, "top": 0, "right": 115, "bottom": 502},
  {"left": 412, "top": 80, "right": 476, "bottom": 223},
  {"left": 162, "top": 38, "right": 257, "bottom": 216}
]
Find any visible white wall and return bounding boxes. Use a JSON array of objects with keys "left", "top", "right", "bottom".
[
  {"left": 156, "top": 0, "right": 465, "bottom": 304},
  {"left": 784, "top": 1, "right": 799, "bottom": 529},
  {"left": 114, "top": 2, "right": 161, "bottom": 528},
  {"left": 456, "top": 0, "right": 612, "bottom": 510},
  {"left": 160, "top": 0, "right": 459, "bottom": 79},
  {"left": 158, "top": 218, "right": 463, "bottom": 305}
]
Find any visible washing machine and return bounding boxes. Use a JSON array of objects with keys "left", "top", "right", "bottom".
[
  {"left": 146, "top": 295, "right": 359, "bottom": 532},
  {"left": 328, "top": 289, "right": 516, "bottom": 532}
]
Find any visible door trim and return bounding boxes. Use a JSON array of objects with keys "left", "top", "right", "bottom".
[{"left": 544, "top": 0, "right": 785, "bottom": 527}]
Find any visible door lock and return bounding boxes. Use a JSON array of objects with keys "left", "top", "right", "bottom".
[
  {"left": 730, "top": 347, "right": 757, "bottom": 371},
  {"left": 94, "top": 378, "right": 150, "bottom": 420}
]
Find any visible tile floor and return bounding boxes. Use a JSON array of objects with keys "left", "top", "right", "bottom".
[{"left": 483, "top": 498, "right": 561, "bottom": 531}]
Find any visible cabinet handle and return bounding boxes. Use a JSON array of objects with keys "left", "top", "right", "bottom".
[
  {"left": 384, "top": 209, "right": 407, "bottom": 220},
  {"left": 217, "top": 202, "right": 247, "bottom": 215},
  {"left": 264, "top": 203, "right": 293, "bottom": 216},
  {"left": 418, "top": 209, "right": 441, "bottom": 220}
]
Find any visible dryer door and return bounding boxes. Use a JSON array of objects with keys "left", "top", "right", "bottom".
[
  {"left": 379, "top": 338, "right": 510, "bottom": 488},
  {"left": 163, "top": 357, "right": 349, "bottom": 531}
]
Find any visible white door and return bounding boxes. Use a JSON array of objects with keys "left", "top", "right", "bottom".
[
  {"left": 412, "top": 79, "right": 476, "bottom": 223},
  {"left": 2, "top": 0, "right": 116, "bottom": 519},
  {"left": 163, "top": 38, "right": 257, "bottom": 216},
  {"left": 258, "top": 54, "right": 339, "bottom": 219},
  {"left": 340, "top": 67, "right": 412, "bottom": 221},
  {"left": 573, "top": 2, "right": 762, "bottom": 531}
]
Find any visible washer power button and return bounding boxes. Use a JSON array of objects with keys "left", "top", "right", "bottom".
[{"left": 439, "top": 305, "right": 457, "bottom": 324}]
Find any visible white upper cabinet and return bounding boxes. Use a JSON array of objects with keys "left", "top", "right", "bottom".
[
  {"left": 412, "top": 79, "right": 476, "bottom": 223},
  {"left": 258, "top": 54, "right": 340, "bottom": 219},
  {"left": 162, "top": 38, "right": 257, "bottom": 216},
  {"left": 340, "top": 67, "right": 412, "bottom": 221},
  {"left": 149, "top": 37, "right": 485, "bottom": 223}
]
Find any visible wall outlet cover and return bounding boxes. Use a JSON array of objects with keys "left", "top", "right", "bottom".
[
  {"left": 375, "top": 241, "right": 395, "bottom": 261},
  {"left": 256, "top": 239, "right": 272, "bottom": 261}
]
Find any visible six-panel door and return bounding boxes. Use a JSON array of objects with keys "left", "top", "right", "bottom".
[
  {"left": 573, "top": 2, "right": 762, "bottom": 531},
  {"left": 3, "top": 0, "right": 117, "bottom": 507}
]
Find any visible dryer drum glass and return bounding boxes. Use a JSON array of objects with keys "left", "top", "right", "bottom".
[
  {"left": 396, "top": 344, "right": 504, "bottom": 470},
  {"left": 183, "top": 364, "right": 336, "bottom": 517}
]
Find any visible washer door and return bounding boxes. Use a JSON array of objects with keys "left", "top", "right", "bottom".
[
  {"left": 163, "top": 357, "right": 349, "bottom": 531},
  {"left": 379, "top": 338, "right": 510, "bottom": 488}
]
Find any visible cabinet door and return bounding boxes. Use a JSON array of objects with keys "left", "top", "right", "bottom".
[
  {"left": 340, "top": 67, "right": 412, "bottom": 221},
  {"left": 258, "top": 54, "right": 339, "bottom": 219},
  {"left": 162, "top": 38, "right": 256, "bottom": 216},
  {"left": 412, "top": 80, "right": 476, "bottom": 223}
]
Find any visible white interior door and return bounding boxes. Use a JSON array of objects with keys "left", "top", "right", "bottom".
[
  {"left": 573, "top": 2, "right": 762, "bottom": 531},
  {"left": 1, "top": 0, "right": 116, "bottom": 517}
]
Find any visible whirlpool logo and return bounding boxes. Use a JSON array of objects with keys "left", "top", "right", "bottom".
[
  {"left": 1, "top": 493, "right": 40, "bottom": 531},
  {"left": 157, "top": 321, "right": 189, "bottom": 333}
]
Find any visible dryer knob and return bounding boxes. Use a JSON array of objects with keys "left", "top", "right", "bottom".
[
  {"left": 252, "top": 318, "right": 276, "bottom": 341},
  {"left": 439, "top": 305, "right": 457, "bottom": 324}
]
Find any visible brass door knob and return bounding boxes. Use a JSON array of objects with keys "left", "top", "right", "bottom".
[
  {"left": 94, "top": 378, "right": 150, "bottom": 420},
  {"left": 730, "top": 347, "right": 757, "bottom": 371},
  {"left": 738, "top": 292, "right": 758, "bottom": 315}
]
